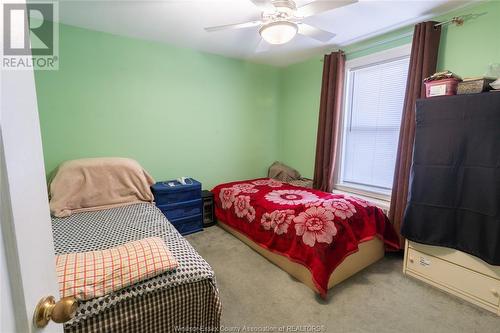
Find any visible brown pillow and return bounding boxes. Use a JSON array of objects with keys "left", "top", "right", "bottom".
[{"left": 268, "top": 161, "right": 302, "bottom": 182}]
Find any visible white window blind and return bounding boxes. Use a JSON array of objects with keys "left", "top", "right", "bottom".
[{"left": 340, "top": 56, "right": 410, "bottom": 195}]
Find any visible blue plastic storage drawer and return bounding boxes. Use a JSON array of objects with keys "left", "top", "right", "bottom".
[
  {"left": 151, "top": 179, "right": 201, "bottom": 205},
  {"left": 157, "top": 199, "right": 202, "bottom": 220},
  {"left": 170, "top": 214, "right": 203, "bottom": 236}
]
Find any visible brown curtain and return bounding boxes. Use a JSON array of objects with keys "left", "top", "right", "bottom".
[
  {"left": 313, "top": 51, "right": 345, "bottom": 192},
  {"left": 389, "top": 22, "right": 441, "bottom": 247}
]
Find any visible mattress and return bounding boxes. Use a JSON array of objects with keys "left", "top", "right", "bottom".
[
  {"left": 51, "top": 203, "right": 221, "bottom": 332},
  {"left": 219, "top": 222, "right": 385, "bottom": 294}
]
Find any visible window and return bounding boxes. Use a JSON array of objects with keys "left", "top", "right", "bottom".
[{"left": 337, "top": 46, "right": 410, "bottom": 198}]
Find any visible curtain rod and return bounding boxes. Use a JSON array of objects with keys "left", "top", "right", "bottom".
[
  {"left": 434, "top": 12, "right": 487, "bottom": 28},
  {"left": 321, "top": 11, "right": 487, "bottom": 61}
]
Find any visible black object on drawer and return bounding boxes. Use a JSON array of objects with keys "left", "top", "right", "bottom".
[
  {"left": 170, "top": 214, "right": 203, "bottom": 236},
  {"left": 157, "top": 199, "right": 202, "bottom": 221},
  {"left": 151, "top": 179, "right": 201, "bottom": 205},
  {"left": 202, "top": 190, "right": 216, "bottom": 227}
]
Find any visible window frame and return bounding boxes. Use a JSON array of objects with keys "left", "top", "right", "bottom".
[{"left": 334, "top": 44, "right": 412, "bottom": 202}]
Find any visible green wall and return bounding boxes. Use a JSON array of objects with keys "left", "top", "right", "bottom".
[
  {"left": 35, "top": 1, "right": 499, "bottom": 188},
  {"left": 278, "top": 57, "right": 323, "bottom": 179},
  {"left": 35, "top": 24, "right": 280, "bottom": 189},
  {"left": 437, "top": 1, "right": 500, "bottom": 77},
  {"left": 277, "top": 0, "right": 500, "bottom": 178}
]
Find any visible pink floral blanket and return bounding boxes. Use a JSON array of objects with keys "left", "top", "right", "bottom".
[{"left": 212, "top": 178, "right": 400, "bottom": 297}]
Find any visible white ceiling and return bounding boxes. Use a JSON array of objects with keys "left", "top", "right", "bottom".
[{"left": 57, "top": 0, "right": 476, "bottom": 66}]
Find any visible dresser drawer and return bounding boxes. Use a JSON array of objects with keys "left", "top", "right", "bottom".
[
  {"left": 170, "top": 214, "right": 203, "bottom": 236},
  {"left": 407, "top": 248, "right": 500, "bottom": 306},
  {"left": 158, "top": 199, "right": 202, "bottom": 220},
  {"left": 408, "top": 241, "right": 500, "bottom": 279},
  {"left": 151, "top": 180, "right": 201, "bottom": 205}
]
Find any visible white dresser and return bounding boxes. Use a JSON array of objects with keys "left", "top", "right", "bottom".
[{"left": 404, "top": 241, "right": 500, "bottom": 315}]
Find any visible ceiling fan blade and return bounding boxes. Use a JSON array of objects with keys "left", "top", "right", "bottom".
[
  {"left": 249, "top": 0, "right": 276, "bottom": 13},
  {"left": 298, "top": 0, "right": 358, "bottom": 18},
  {"left": 204, "top": 20, "right": 262, "bottom": 32},
  {"left": 255, "top": 39, "right": 271, "bottom": 53},
  {"left": 298, "top": 23, "right": 336, "bottom": 42}
]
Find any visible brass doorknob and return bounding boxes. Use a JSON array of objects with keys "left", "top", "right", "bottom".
[{"left": 33, "top": 296, "right": 78, "bottom": 328}]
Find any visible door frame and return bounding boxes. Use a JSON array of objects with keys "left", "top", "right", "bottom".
[{"left": 1, "top": 1, "right": 62, "bottom": 330}]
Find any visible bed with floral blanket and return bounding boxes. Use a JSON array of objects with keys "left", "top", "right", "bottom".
[{"left": 212, "top": 178, "right": 400, "bottom": 297}]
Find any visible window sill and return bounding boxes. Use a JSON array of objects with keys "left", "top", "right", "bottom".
[{"left": 332, "top": 187, "right": 391, "bottom": 214}]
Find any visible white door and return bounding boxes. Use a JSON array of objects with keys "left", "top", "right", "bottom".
[{"left": 1, "top": 2, "right": 63, "bottom": 331}]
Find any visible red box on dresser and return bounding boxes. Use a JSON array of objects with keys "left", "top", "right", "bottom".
[{"left": 424, "top": 78, "right": 460, "bottom": 97}]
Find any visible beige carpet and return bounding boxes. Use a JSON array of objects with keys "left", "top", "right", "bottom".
[{"left": 187, "top": 226, "right": 499, "bottom": 333}]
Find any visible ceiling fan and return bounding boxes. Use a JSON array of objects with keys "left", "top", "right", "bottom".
[{"left": 204, "top": 0, "right": 358, "bottom": 49}]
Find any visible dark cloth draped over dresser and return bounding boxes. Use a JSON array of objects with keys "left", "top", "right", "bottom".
[
  {"left": 313, "top": 51, "right": 345, "bottom": 192},
  {"left": 402, "top": 93, "right": 500, "bottom": 265},
  {"left": 389, "top": 21, "right": 441, "bottom": 247}
]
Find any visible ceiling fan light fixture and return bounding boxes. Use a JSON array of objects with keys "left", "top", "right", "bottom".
[{"left": 259, "top": 21, "right": 298, "bottom": 45}]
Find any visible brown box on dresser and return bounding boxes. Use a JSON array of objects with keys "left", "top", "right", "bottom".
[{"left": 457, "top": 77, "right": 496, "bottom": 94}]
